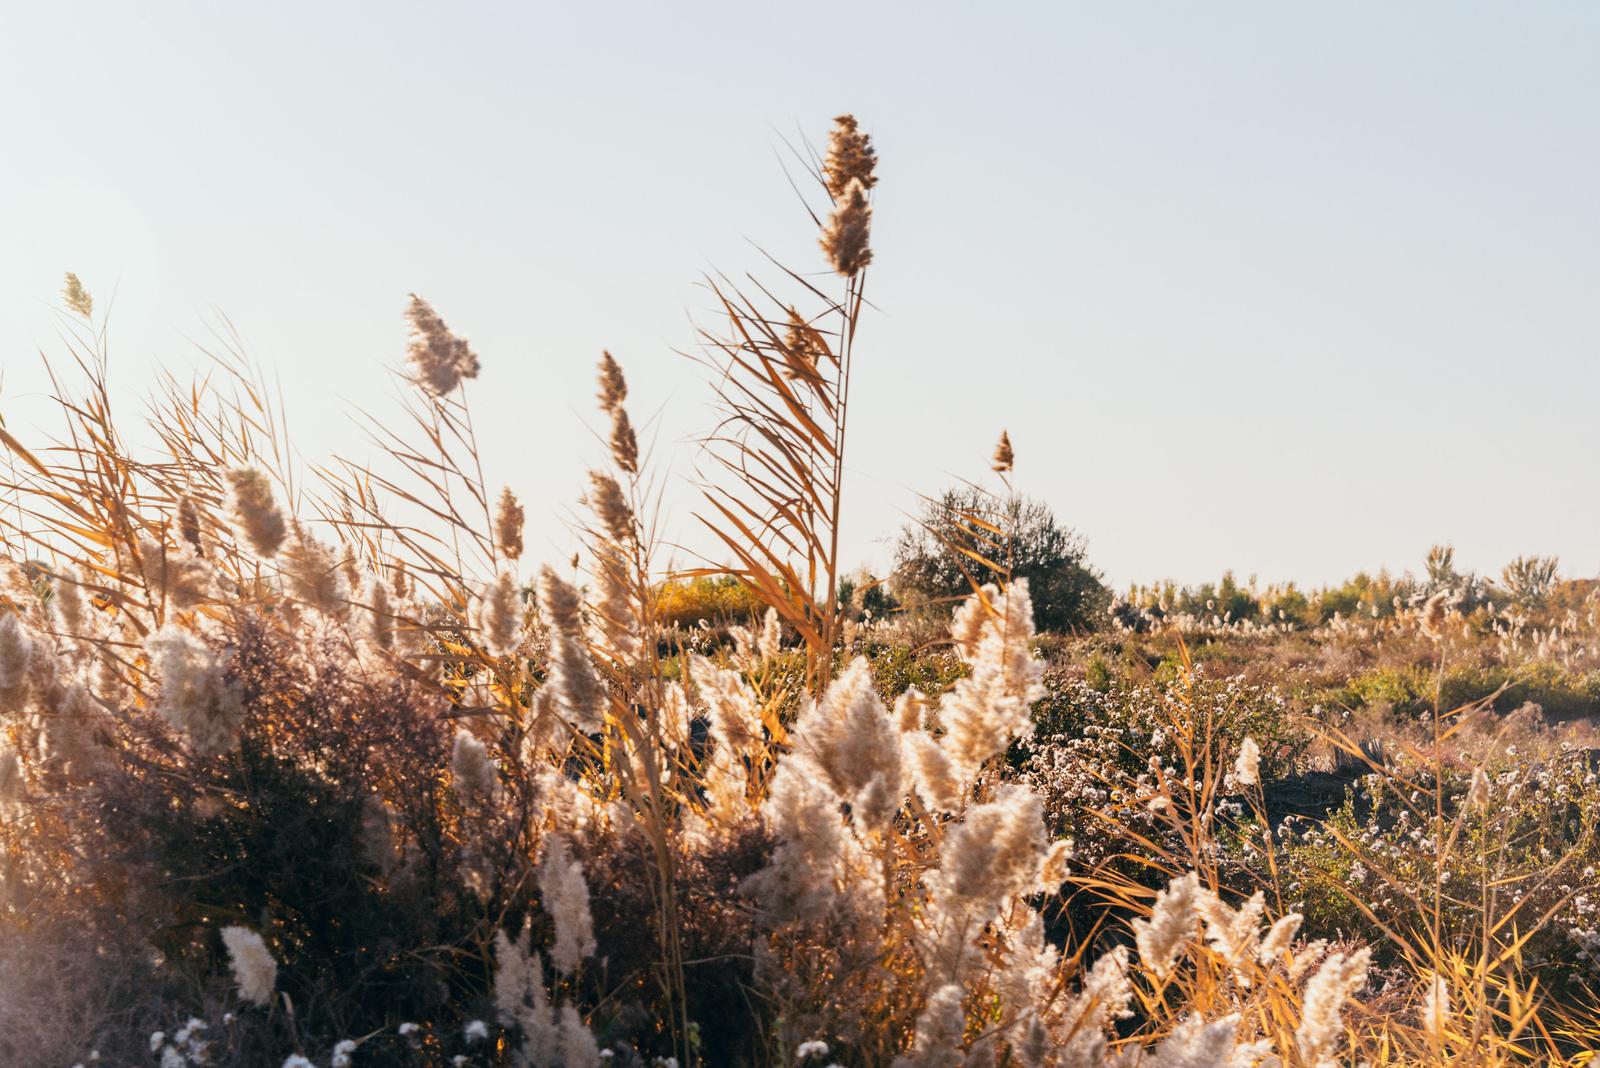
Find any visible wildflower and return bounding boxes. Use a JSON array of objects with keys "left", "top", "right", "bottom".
[
  {"left": 405, "top": 294, "right": 480, "bottom": 396},
  {"left": 991, "top": 430, "right": 1014, "bottom": 474},
  {"left": 1234, "top": 736, "right": 1261, "bottom": 788},
  {"left": 331, "top": 1039, "right": 358, "bottom": 1068},
  {"left": 464, "top": 1019, "right": 490, "bottom": 1043},
  {"left": 147, "top": 625, "right": 245, "bottom": 756},
  {"left": 495, "top": 487, "right": 525, "bottom": 561},
  {"left": 224, "top": 467, "right": 287, "bottom": 558},
  {"left": 796, "top": 1040, "right": 830, "bottom": 1061},
  {"left": 1132, "top": 871, "right": 1200, "bottom": 977},
  {"left": 451, "top": 728, "right": 498, "bottom": 804},
  {"left": 221, "top": 925, "right": 278, "bottom": 1006},
  {"left": 820, "top": 177, "right": 872, "bottom": 278},
  {"left": 822, "top": 114, "right": 877, "bottom": 200},
  {"left": 63, "top": 272, "right": 94, "bottom": 318},
  {"left": 1295, "top": 947, "right": 1371, "bottom": 1067},
  {"left": 283, "top": 1057, "right": 315, "bottom": 1068},
  {"left": 539, "top": 835, "right": 597, "bottom": 975}
]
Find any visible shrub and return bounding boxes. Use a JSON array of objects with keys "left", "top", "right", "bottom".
[
  {"left": 891, "top": 487, "right": 1108, "bottom": 634},
  {"left": 655, "top": 575, "right": 763, "bottom": 630}
]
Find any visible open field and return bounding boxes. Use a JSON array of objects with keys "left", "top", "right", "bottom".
[{"left": 3, "top": 116, "right": 1598, "bottom": 1068}]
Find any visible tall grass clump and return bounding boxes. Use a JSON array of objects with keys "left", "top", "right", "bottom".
[{"left": 1, "top": 114, "right": 1597, "bottom": 1068}]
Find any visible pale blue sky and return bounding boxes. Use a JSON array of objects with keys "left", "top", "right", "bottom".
[{"left": 3, "top": 3, "right": 1596, "bottom": 587}]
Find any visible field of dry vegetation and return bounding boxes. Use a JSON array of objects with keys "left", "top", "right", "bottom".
[{"left": 2, "top": 116, "right": 1598, "bottom": 1068}]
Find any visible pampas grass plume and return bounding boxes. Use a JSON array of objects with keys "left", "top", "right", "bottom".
[
  {"left": 220, "top": 926, "right": 278, "bottom": 1007},
  {"left": 225, "top": 468, "right": 287, "bottom": 558}
]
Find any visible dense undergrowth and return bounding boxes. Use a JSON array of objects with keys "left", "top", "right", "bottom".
[{"left": 3, "top": 116, "right": 1599, "bottom": 1068}]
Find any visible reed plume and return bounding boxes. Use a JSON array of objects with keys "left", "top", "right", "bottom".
[{"left": 405, "top": 293, "right": 481, "bottom": 396}]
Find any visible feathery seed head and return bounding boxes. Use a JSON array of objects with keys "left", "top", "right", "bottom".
[
  {"left": 820, "top": 177, "right": 873, "bottom": 278},
  {"left": 1133, "top": 871, "right": 1201, "bottom": 977},
  {"left": 1469, "top": 765, "right": 1490, "bottom": 809},
  {"left": 451, "top": 728, "right": 498, "bottom": 804},
  {"left": 587, "top": 471, "right": 634, "bottom": 547},
  {"left": 224, "top": 468, "right": 286, "bottom": 558},
  {"left": 1257, "top": 912, "right": 1303, "bottom": 964},
  {"left": 596, "top": 350, "right": 628, "bottom": 412},
  {"left": 0, "top": 745, "right": 22, "bottom": 806},
  {"left": 62, "top": 272, "right": 93, "bottom": 318},
  {"left": 220, "top": 926, "right": 278, "bottom": 1007},
  {"left": 0, "top": 611, "right": 35, "bottom": 702},
  {"left": 405, "top": 294, "right": 481, "bottom": 396},
  {"left": 176, "top": 494, "right": 204, "bottom": 551},
  {"left": 478, "top": 570, "right": 524, "bottom": 656},
  {"left": 495, "top": 487, "right": 525, "bottom": 562},
  {"left": 146, "top": 625, "right": 244, "bottom": 756},
  {"left": 537, "top": 566, "right": 604, "bottom": 730},
  {"left": 791, "top": 657, "right": 904, "bottom": 828},
  {"left": 758, "top": 606, "right": 782, "bottom": 661},
  {"left": 539, "top": 835, "right": 597, "bottom": 975},
  {"left": 284, "top": 528, "right": 350, "bottom": 618},
  {"left": 1296, "top": 947, "right": 1371, "bottom": 1067},
  {"left": 608, "top": 406, "right": 639, "bottom": 475},
  {"left": 1422, "top": 973, "right": 1451, "bottom": 1038},
  {"left": 823, "top": 114, "right": 878, "bottom": 200},
  {"left": 991, "top": 430, "right": 1014, "bottom": 474},
  {"left": 1234, "top": 736, "right": 1261, "bottom": 788},
  {"left": 1421, "top": 591, "right": 1449, "bottom": 640}
]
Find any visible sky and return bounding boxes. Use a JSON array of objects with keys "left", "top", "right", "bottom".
[{"left": 2, "top": 2, "right": 1597, "bottom": 589}]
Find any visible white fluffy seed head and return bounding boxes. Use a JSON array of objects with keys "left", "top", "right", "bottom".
[
  {"left": 1234, "top": 736, "right": 1261, "bottom": 788},
  {"left": 220, "top": 926, "right": 278, "bottom": 1007},
  {"left": 224, "top": 468, "right": 286, "bottom": 558},
  {"left": 539, "top": 835, "right": 597, "bottom": 976},
  {"left": 1132, "top": 871, "right": 1200, "bottom": 977},
  {"left": 451, "top": 728, "right": 498, "bottom": 804},
  {"left": 146, "top": 625, "right": 244, "bottom": 757}
]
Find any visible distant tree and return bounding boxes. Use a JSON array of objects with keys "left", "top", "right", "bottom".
[
  {"left": 1500, "top": 555, "right": 1560, "bottom": 609},
  {"left": 891, "top": 488, "right": 1108, "bottom": 633}
]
